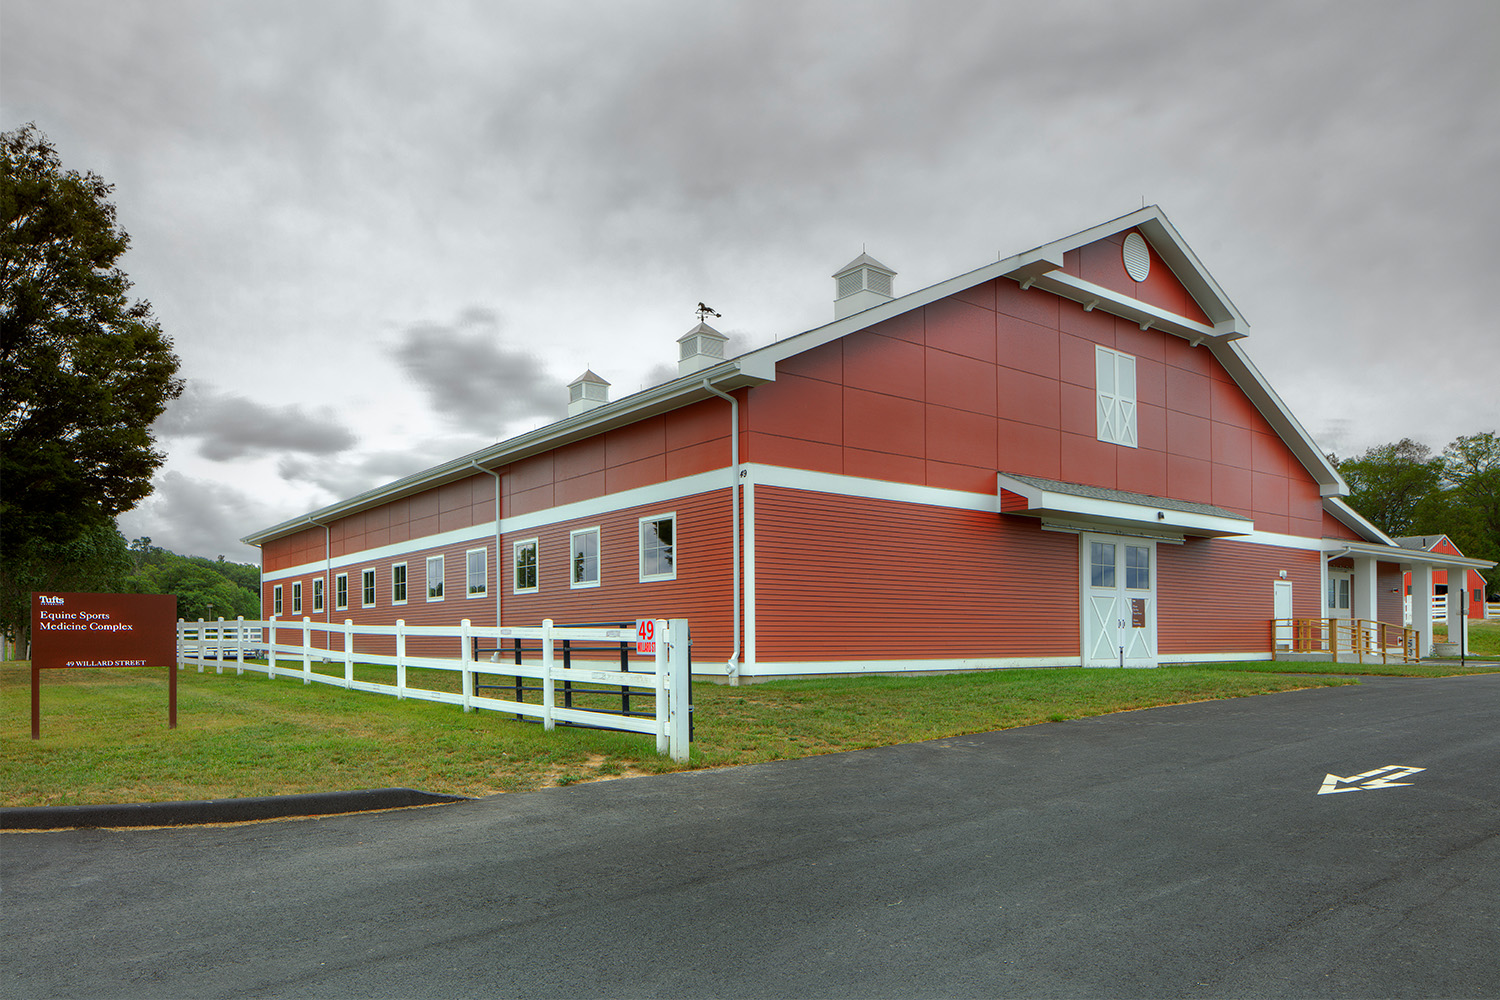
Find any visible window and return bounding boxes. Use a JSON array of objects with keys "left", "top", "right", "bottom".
[
  {"left": 292, "top": 581, "right": 303, "bottom": 614},
  {"left": 362, "top": 568, "right": 376, "bottom": 607},
  {"left": 1328, "top": 577, "right": 1350, "bottom": 611},
  {"left": 1125, "top": 546, "right": 1150, "bottom": 590},
  {"left": 335, "top": 573, "right": 348, "bottom": 611},
  {"left": 514, "top": 539, "right": 538, "bottom": 594},
  {"left": 392, "top": 563, "right": 407, "bottom": 605},
  {"left": 273, "top": 585, "right": 283, "bottom": 616},
  {"left": 467, "top": 548, "right": 487, "bottom": 597},
  {"left": 640, "top": 514, "right": 676, "bottom": 582},
  {"left": 426, "top": 555, "right": 444, "bottom": 601},
  {"left": 571, "top": 528, "right": 600, "bottom": 588},
  {"left": 313, "top": 577, "right": 324, "bottom": 612},
  {"left": 1096, "top": 346, "right": 1138, "bottom": 448},
  {"left": 1090, "top": 542, "right": 1115, "bottom": 588}
]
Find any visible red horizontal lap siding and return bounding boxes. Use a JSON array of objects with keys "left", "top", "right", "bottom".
[
  {"left": 500, "top": 488, "right": 735, "bottom": 662},
  {"left": 753, "top": 486, "right": 1079, "bottom": 662},
  {"left": 1156, "top": 539, "right": 1323, "bottom": 655}
]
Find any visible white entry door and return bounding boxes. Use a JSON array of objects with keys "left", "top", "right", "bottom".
[
  {"left": 1082, "top": 533, "right": 1158, "bottom": 668},
  {"left": 1273, "top": 580, "right": 1294, "bottom": 650}
]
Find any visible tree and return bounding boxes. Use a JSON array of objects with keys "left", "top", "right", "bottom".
[
  {"left": 1440, "top": 432, "right": 1500, "bottom": 580},
  {"left": 0, "top": 123, "right": 182, "bottom": 643},
  {"left": 1335, "top": 438, "right": 1445, "bottom": 537}
]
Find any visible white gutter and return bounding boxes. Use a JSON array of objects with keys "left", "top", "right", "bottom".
[{"left": 701, "top": 380, "right": 742, "bottom": 685}]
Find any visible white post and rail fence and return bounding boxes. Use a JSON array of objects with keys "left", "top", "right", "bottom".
[{"left": 175, "top": 616, "right": 692, "bottom": 761}]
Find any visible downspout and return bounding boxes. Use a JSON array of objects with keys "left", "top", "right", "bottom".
[
  {"left": 701, "top": 380, "right": 741, "bottom": 685},
  {"left": 469, "top": 460, "right": 503, "bottom": 642}
]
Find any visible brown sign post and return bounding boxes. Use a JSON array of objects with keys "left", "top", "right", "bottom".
[{"left": 30, "top": 592, "right": 179, "bottom": 739}]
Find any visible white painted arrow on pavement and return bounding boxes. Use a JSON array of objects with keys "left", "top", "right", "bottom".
[{"left": 1318, "top": 765, "right": 1425, "bottom": 795}]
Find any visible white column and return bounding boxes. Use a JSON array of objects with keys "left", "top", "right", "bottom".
[
  {"left": 1410, "top": 564, "right": 1434, "bottom": 658},
  {"left": 1450, "top": 572, "right": 1470, "bottom": 654},
  {"left": 1351, "top": 556, "right": 1379, "bottom": 654}
]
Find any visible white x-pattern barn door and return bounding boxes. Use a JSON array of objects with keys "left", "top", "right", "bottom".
[{"left": 1081, "top": 532, "right": 1158, "bottom": 668}]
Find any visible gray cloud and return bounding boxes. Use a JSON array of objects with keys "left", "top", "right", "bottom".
[
  {"left": 157, "top": 383, "right": 358, "bottom": 460},
  {"left": 275, "top": 435, "right": 492, "bottom": 501},
  {"left": 392, "top": 307, "right": 569, "bottom": 433},
  {"left": 115, "top": 471, "right": 275, "bottom": 564}
]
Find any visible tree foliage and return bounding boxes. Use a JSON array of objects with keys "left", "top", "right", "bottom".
[
  {"left": 123, "top": 538, "right": 261, "bottom": 623},
  {"left": 1336, "top": 431, "right": 1500, "bottom": 593},
  {"left": 1, "top": 123, "right": 183, "bottom": 565}
]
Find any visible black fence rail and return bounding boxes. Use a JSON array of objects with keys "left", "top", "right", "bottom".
[{"left": 472, "top": 621, "right": 692, "bottom": 736}]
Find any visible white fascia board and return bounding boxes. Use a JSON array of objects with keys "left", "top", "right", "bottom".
[
  {"left": 1330, "top": 539, "right": 1495, "bottom": 572},
  {"left": 1023, "top": 272, "right": 1231, "bottom": 343},
  {"left": 1322, "top": 497, "right": 1395, "bottom": 545},
  {"left": 996, "top": 474, "right": 1252, "bottom": 538},
  {"left": 242, "top": 360, "right": 770, "bottom": 547}
]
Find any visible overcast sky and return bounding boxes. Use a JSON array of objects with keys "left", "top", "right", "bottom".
[{"left": 5, "top": 0, "right": 1497, "bottom": 563}]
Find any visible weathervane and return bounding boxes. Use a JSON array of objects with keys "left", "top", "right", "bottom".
[{"left": 696, "top": 302, "right": 721, "bottom": 323}]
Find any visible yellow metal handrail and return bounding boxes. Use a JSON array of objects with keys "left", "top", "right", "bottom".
[{"left": 1271, "top": 618, "right": 1420, "bottom": 664}]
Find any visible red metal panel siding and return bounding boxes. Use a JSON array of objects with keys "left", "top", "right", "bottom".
[
  {"left": 753, "top": 486, "right": 1079, "bottom": 662},
  {"left": 500, "top": 489, "right": 735, "bottom": 661},
  {"left": 1157, "top": 539, "right": 1323, "bottom": 655},
  {"left": 1377, "top": 562, "right": 1404, "bottom": 625}
]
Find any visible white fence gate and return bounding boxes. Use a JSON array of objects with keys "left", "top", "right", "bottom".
[{"left": 177, "top": 617, "right": 692, "bottom": 760}]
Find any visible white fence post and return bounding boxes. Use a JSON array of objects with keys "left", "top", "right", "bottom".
[
  {"left": 667, "top": 618, "right": 690, "bottom": 762},
  {"left": 395, "top": 620, "right": 407, "bottom": 698},
  {"left": 654, "top": 622, "right": 669, "bottom": 756},
  {"left": 196, "top": 618, "right": 206, "bottom": 672},
  {"left": 268, "top": 615, "right": 278, "bottom": 678},
  {"left": 302, "top": 616, "right": 312, "bottom": 684},
  {"left": 234, "top": 615, "right": 246, "bottom": 675},
  {"left": 542, "top": 618, "right": 555, "bottom": 731},
  {"left": 343, "top": 620, "right": 354, "bottom": 688},
  {"left": 460, "top": 619, "right": 474, "bottom": 712},
  {"left": 215, "top": 617, "right": 226, "bottom": 675},
  {"left": 176, "top": 619, "right": 184, "bottom": 668}
]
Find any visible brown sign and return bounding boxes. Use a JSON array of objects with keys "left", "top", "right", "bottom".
[
  {"left": 1131, "top": 598, "right": 1147, "bottom": 629},
  {"left": 32, "top": 592, "right": 178, "bottom": 669},
  {"left": 29, "top": 592, "right": 180, "bottom": 739}
]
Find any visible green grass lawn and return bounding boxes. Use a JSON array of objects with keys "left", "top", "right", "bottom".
[
  {"left": 2, "top": 655, "right": 1495, "bottom": 808},
  {"left": 1433, "top": 618, "right": 1500, "bottom": 657}
]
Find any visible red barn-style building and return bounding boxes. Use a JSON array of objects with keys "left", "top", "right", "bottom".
[
  {"left": 244, "top": 208, "right": 1492, "bottom": 677},
  {"left": 1398, "top": 535, "right": 1490, "bottom": 620}
]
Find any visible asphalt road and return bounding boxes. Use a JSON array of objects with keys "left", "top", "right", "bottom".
[{"left": 4, "top": 674, "right": 1497, "bottom": 999}]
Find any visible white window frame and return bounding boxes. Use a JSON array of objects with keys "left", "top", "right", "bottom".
[
  {"left": 513, "top": 539, "right": 539, "bottom": 594},
  {"left": 392, "top": 563, "right": 408, "bottom": 606},
  {"left": 570, "top": 527, "right": 601, "bottom": 589},
  {"left": 1096, "top": 345, "right": 1138, "bottom": 448},
  {"left": 426, "top": 555, "right": 444, "bottom": 601},
  {"left": 292, "top": 581, "right": 303, "bottom": 614},
  {"left": 466, "top": 548, "right": 487, "bottom": 598},
  {"left": 639, "top": 512, "right": 677, "bottom": 582},
  {"left": 335, "top": 573, "right": 348, "bottom": 611},
  {"left": 273, "top": 584, "right": 283, "bottom": 616},
  {"left": 313, "top": 577, "right": 324, "bottom": 613},
  {"left": 361, "top": 568, "right": 376, "bottom": 608}
]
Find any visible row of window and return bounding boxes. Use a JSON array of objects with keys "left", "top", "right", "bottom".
[{"left": 269, "top": 514, "right": 676, "bottom": 615}]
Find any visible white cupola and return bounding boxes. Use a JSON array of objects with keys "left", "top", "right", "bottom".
[
  {"left": 833, "top": 252, "right": 896, "bottom": 319},
  {"left": 677, "top": 321, "right": 730, "bottom": 377},
  {"left": 567, "top": 369, "right": 610, "bottom": 416}
]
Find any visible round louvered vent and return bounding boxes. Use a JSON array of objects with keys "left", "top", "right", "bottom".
[{"left": 1123, "top": 232, "right": 1151, "bottom": 282}]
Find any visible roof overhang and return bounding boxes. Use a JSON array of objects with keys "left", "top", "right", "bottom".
[
  {"left": 241, "top": 356, "right": 775, "bottom": 547},
  {"left": 1322, "top": 497, "right": 1396, "bottom": 545},
  {"left": 996, "top": 473, "right": 1254, "bottom": 540},
  {"left": 1325, "top": 540, "right": 1495, "bottom": 574}
]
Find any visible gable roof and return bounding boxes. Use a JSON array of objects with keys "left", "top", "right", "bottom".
[{"left": 244, "top": 207, "right": 1348, "bottom": 546}]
